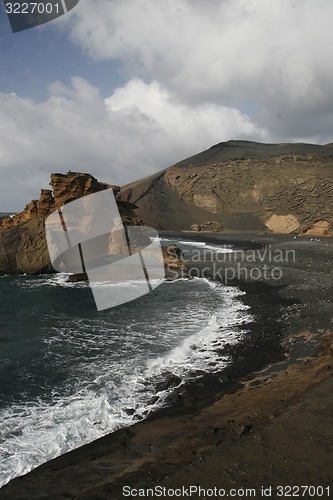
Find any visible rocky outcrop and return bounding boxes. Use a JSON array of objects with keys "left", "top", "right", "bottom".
[
  {"left": 0, "top": 172, "right": 142, "bottom": 275},
  {"left": 302, "top": 219, "right": 331, "bottom": 236},
  {"left": 0, "top": 218, "right": 52, "bottom": 274},
  {"left": 191, "top": 221, "right": 223, "bottom": 232},
  {"left": 117, "top": 141, "right": 333, "bottom": 235},
  {"left": 0, "top": 172, "right": 128, "bottom": 232},
  {"left": 265, "top": 214, "right": 300, "bottom": 234},
  {"left": 49, "top": 172, "right": 119, "bottom": 209},
  {"left": 162, "top": 244, "right": 185, "bottom": 270}
]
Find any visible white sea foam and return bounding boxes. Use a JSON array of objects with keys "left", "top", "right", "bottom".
[
  {"left": 158, "top": 236, "right": 233, "bottom": 254},
  {"left": 0, "top": 278, "right": 252, "bottom": 488},
  {"left": 178, "top": 240, "right": 234, "bottom": 253},
  {"left": 16, "top": 273, "right": 78, "bottom": 288}
]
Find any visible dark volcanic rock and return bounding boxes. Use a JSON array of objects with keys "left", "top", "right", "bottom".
[
  {"left": 156, "top": 373, "right": 182, "bottom": 392},
  {"left": 67, "top": 273, "right": 88, "bottom": 282}
]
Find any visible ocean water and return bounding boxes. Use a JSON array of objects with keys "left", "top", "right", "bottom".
[{"left": 0, "top": 240, "right": 252, "bottom": 487}]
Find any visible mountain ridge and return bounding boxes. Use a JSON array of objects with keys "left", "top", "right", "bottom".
[{"left": 171, "top": 139, "right": 333, "bottom": 165}]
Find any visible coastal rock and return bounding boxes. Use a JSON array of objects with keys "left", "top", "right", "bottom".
[
  {"left": 191, "top": 221, "right": 223, "bottom": 232},
  {"left": 0, "top": 172, "right": 142, "bottom": 275},
  {"left": 0, "top": 218, "right": 53, "bottom": 274},
  {"left": 0, "top": 190, "right": 54, "bottom": 230},
  {"left": 156, "top": 373, "right": 182, "bottom": 392},
  {"left": 50, "top": 172, "right": 118, "bottom": 209},
  {"left": 67, "top": 273, "right": 88, "bottom": 282},
  {"left": 0, "top": 171, "right": 182, "bottom": 276},
  {"left": 162, "top": 244, "right": 185, "bottom": 270},
  {"left": 302, "top": 219, "right": 331, "bottom": 236},
  {"left": 265, "top": 214, "right": 300, "bottom": 234}
]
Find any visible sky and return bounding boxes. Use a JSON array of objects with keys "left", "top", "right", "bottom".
[{"left": 0, "top": 0, "right": 333, "bottom": 211}]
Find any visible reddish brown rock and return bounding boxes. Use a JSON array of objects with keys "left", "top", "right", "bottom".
[
  {"left": 37, "top": 189, "right": 54, "bottom": 217},
  {"left": 302, "top": 219, "right": 331, "bottom": 236},
  {"left": 50, "top": 172, "right": 112, "bottom": 208},
  {"left": 0, "top": 172, "right": 142, "bottom": 275}
]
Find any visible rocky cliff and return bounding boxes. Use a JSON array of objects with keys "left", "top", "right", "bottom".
[
  {"left": 0, "top": 172, "right": 142, "bottom": 275},
  {"left": 117, "top": 140, "right": 333, "bottom": 235}
]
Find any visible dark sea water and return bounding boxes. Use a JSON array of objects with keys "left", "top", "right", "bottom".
[{"left": 0, "top": 239, "right": 252, "bottom": 487}]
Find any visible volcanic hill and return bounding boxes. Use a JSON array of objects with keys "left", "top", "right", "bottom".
[{"left": 117, "top": 140, "right": 333, "bottom": 235}]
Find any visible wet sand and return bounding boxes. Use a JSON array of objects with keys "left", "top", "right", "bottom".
[{"left": 1, "top": 234, "right": 333, "bottom": 499}]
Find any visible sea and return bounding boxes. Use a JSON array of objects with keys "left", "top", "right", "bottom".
[{"left": 0, "top": 237, "right": 252, "bottom": 488}]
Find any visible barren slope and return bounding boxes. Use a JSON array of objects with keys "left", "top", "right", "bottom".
[{"left": 117, "top": 140, "right": 333, "bottom": 234}]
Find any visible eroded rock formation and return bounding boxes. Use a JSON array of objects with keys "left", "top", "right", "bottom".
[{"left": 0, "top": 172, "right": 142, "bottom": 275}]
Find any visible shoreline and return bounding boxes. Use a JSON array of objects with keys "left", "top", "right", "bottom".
[{"left": 1, "top": 234, "right": 332, "bottom": 499}]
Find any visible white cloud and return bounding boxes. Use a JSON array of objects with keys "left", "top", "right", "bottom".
[
  {"left": 106, "top": 78, "right": 268, "bottom": 146},
  {"left": 0, "top": 77, "right": 266, "bottom": 211},
  {"left": 65, "top": 0, "right": 333, "bottom": 140}
]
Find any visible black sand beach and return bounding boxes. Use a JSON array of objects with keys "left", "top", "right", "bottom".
[{"left": 1, "top": 234, "right": 332, "bottom": 499}]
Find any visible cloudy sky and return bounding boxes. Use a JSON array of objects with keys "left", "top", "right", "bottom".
[{"left": 0, "top": 0, "right": 333, "bottom": 211}]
